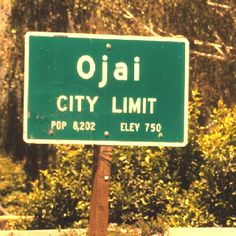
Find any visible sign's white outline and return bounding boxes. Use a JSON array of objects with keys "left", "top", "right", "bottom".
[{"left": 24, "top": 31, "right": 189, "bottom": 147}]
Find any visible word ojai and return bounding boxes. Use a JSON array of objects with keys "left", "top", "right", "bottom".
[{"left": 76, "top": 55, "right": 140, "bottom": 88}]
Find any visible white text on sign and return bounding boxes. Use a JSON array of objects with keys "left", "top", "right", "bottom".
[
  {"left": 76, "top": 55, "right": 140, "bottom": 88},
  {"left": 56, "top": 96, "right": 157, "bottom": 115},
  {"left": 56, "top": 54, "right": 158, "bottom": 115}
]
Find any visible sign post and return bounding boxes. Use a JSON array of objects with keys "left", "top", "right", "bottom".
[
  {"left": 24, "top": 32, "right": 189, "bottom": 236},
  {"left": 89, "top": 146, "right": 112, "bottom": 236}
]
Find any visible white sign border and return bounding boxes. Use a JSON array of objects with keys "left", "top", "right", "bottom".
[{"left": 24, "top": 31, "right": 189, "bottom": 147}]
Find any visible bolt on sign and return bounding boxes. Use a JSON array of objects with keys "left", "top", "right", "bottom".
[{"left": 24, "top": 32, "right": 189, "bottom": 146}]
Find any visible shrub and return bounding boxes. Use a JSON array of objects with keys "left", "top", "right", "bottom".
[
  {"left": 111, "top": 146, "right": 216, "bottom": 231},
  {"left": 24, "top": 145, "right": 93, "bottom": 229},
  {"left": 196, "top": 100, "right": 236, "bottom": 226}
]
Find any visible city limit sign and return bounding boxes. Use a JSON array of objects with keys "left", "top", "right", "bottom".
[{"left": 24, "top": 32, "right": 189, "bottom": 146}]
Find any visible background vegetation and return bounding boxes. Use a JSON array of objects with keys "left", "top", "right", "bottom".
[{"left": 0, "top": 0, "right": 235, "bottom": 234}]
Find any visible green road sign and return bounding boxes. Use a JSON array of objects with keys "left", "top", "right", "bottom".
[{"left": 24, "top": 32, "right": 189, "bottom": 146}]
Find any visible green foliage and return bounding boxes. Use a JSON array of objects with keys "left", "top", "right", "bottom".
[
  {"left": 24, "top": 146, "right": 93, "bottom": 229},
  {"left": 110, "top": 145, "right": 213, "bottom": 228},
  {"left": 196, "top": 100, "right": 236, "bottom": 226},
  {"left": 0, "top": 154, "right": 27, "bottom": 214},
  {"left": 110, "top": 146, "right": 177, "bottom": 224}
]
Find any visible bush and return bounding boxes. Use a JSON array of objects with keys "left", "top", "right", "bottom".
[
  {"left": 196, "top": 100, "right": 236, "bottom": 226},
  {"left": 24, "top": 145, "right": 93, "bottom": 229},
  {"left": 110, "top": 144, "right": 215, "bottom": 230}
]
